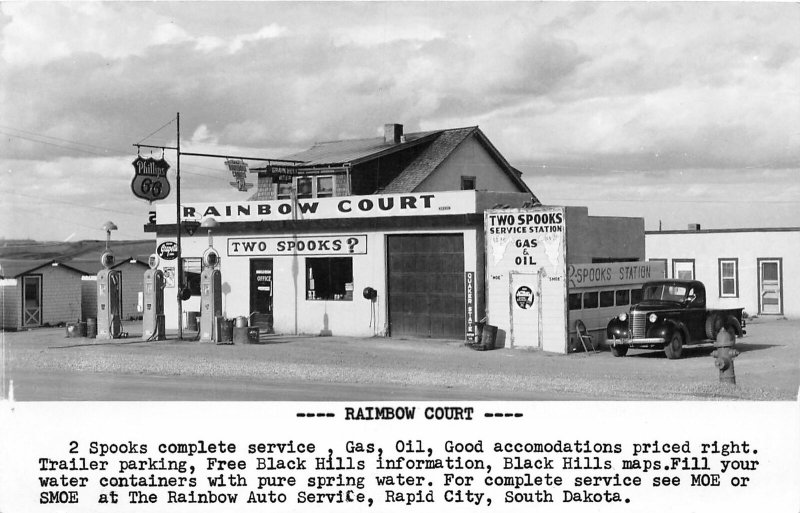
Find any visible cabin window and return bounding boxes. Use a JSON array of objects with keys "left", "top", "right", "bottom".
[{"left": 672, "top": 259, "right": 695, "bottom": 280}]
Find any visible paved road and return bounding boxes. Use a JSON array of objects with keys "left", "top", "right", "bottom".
[
  {"left": 2, "top": 318, "right": 797, "bottom": 400},
  {"left": 5, "top": 369, "right": 565, "bottom": 401}
]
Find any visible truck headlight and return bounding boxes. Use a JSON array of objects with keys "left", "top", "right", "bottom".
[
  {"left": 618, "top": 313, "right": 627, "bottom": 322},
  {"left": 649, "top": 313, "right": 658, "bottom": 323}
]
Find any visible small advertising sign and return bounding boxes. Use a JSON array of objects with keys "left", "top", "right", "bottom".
[
  {"left": 226, "top": 159, "right": 253, "bottom": 192},
  {"left": 465, "top": 272, "right": 475, "bottom": 341},
  {"left": 157, "top": 241, "right": 178, "bottom": 260},
  {"left": 131, "top": 156, "right": 171, "bottom": 202}
]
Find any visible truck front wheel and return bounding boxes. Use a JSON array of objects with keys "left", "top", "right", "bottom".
[{"left": 664, "top": 331, "right": 684, "bottom": 359}]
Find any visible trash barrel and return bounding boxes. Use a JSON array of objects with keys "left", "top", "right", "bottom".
[
  {"left": 75, "top": 321, "right": 87, "bottom": 337},
  {"left": 86, "top": 318, "right": 97, "bottom": 338},
  {"left": 65, "top": 323, "right": 76, "bottom": 338},
  {"left": 481, "top": 324, "right": 498, "bottom": 350},
  {"left": 215, "top": 317, "right": 233, "bottom": 344}
]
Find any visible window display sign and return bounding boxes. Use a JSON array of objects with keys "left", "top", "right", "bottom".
[
  {"left": 485, "top": 207, "right": 567, "bottom": 352},
  {"left": 228, "top": 235, "right": 367, "bottom": 257}
]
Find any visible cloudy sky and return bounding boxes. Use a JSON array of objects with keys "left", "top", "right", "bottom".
[{"left": 1, "top": 2, "right": 798, "bottom": 241}]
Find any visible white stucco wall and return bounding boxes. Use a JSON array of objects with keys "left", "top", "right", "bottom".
[
  {"left": 646, "top": 229, "right": 799, "bottom": 318},
  {"left": 159, "top": 227, "right": 479, "bottom": 337}
]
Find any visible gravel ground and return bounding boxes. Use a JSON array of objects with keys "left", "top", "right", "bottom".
[{"left": 2, "top": 317, "right": 798, "bottom": 400}]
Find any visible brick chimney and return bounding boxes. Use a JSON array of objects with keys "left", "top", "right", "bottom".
[{"left": 384, "top": 123, "right": 403, "bottom": 144}]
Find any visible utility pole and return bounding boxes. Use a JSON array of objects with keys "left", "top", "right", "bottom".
[
  {"left": 133, "top": 113, "right": 302, "bottom": 341},
  {"left": 176, "top": 112, "right": 183, "bottom": 340}
]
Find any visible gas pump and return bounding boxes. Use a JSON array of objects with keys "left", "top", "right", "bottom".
[
  {"left": 142, "top": 254, "right": 166, "bottom": 340},
  {"left": 199, "top": 248, "right": 222, "bottom": 342},
  {"left": 97, "top": 251, "right": 122, "bottom": 339}
]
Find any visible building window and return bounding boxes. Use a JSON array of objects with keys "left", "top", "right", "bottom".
[
  {"left": 583, "top": 291, "right": 599, "bottom": 309},
  {"left": 306, "top": 257, "right": 353, "bottom": 301},
  {"left": 568, "top": 293, "right": 582, "bottom": 310},
  {"left": 672, "top": 259, "right": 695, "bottom": 280},
  {"left": 276, "top": 182, "right": 293, "bottom": 200},
  {"left": 296, "top": 177, "right": 313, "bottom": 199},
  {"left": 282, "top": 175, "right": 336, "bottom": 200},
  {"left": 615, "top": 289, "right": 630, "bottom": 306},
  {"left": 630, "top": 288, "right": 643, "bottom": 304},
  {"left": 461, "top": 176, "right": 476, "bottom": 190},
  {"left": 719, "top": 258, "right": 739, "bottom": 298},
  {"left": 317, "top": 176, "right": 334, "bottom": 198}
]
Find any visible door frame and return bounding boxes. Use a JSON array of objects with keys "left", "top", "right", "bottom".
[
  {"left": 249, "top": 258, "right": 274, "bottom": 315},
  {"left": 508, "top": 271, "right": 541, "bottom": 350},
  {"left": 757, "top": 258, "right": 783, "bottom": 315},
  {"left": 21, "top": 274, "right": 43, "bottom": 327}
]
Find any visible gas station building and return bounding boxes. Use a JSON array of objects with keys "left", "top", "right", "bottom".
[{"left": 145, "top": 124, "right": 648, "bottom": 352}]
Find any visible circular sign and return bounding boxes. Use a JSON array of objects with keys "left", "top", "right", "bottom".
[
  {"left": 515, "top": 286, "right": 534, "bottom": 309},
  {"left": 157, "top": 241, "right": 178, "bottom": 260}
]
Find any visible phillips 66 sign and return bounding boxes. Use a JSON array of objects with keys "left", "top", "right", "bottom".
[{"left": 131, "top": 156, "right": 171, "bottom": 202}]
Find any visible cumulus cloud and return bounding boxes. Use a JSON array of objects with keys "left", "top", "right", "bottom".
[{"left": 1, "top": 2, "right": 798, "bottom": 240}]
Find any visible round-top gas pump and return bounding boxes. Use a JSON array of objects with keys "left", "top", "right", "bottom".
[
  {"left": 96, "top": 250, "right": 123, "bottom": 339},
  {"left": 142, "top": 254, "right": 166, "bottom": 340},
  {"left": 198, "top": 217, "right": 222, "bottom": 343},
  {"left": 199, "top": 247, "right": 222, "bottom": 342}
]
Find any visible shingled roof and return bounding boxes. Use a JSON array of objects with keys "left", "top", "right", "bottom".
[
  {"left": 282, "top": 130, "right": 440, "bottom": 166},
  {"left": 381, "top": 127, "right": 475, "bottom": 193},
  {"left": 249, "top": 124, "right": 534, "bottom": 198}
]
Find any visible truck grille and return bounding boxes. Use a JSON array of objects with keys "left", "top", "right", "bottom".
[{"left": 630, "top": 312, "right": 646, "bottom": 338}]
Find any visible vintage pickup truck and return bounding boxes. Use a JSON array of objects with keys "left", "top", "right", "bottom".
[{"left": 605, "top": 280, "right": 745, "bottom": 359}]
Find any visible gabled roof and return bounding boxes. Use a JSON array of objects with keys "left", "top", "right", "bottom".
[
  {"left": 0, "top": 259, "right": 89, "bottom": 278},
  {"left": 381, "top": 127, "right": 475, "bottom": 193},
  {"left": 382, "top": 127, "right": 535, "bottom": 197},
  {"left": 281, "top": 130, "right": 440, "bottom": 167}
]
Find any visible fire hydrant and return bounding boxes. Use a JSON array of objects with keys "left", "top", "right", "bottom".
[{"left": 711, "top": 327, "right": 739, "bottom": 385}]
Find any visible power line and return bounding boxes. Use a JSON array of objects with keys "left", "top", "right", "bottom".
[
  {"left": 0, "top": 129, "right": 112, "bottom": 157},
  {"left": 0, "top": 125, "right": 117, "bottom": 154},
  {"left": 135, "top": 117, "right": 176, "bottom": 145},
  {"left": 5, "top": 192, "right": 145, "bottom": 217}
]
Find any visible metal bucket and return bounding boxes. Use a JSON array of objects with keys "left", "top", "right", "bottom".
[{"left": 235, "top": 316, "right": 248, "bottom": 328}]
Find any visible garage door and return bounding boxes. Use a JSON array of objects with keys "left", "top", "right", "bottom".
[{"left": 387, "top": 234, "right": 465, "bottom": 339}]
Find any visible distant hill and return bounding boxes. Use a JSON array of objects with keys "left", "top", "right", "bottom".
[{"left": 0, "top": 239, "right": 157, "bottom": 261}]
